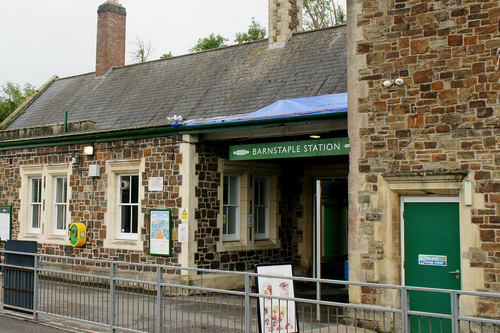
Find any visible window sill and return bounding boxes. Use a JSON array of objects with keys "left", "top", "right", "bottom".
[
  {"left": 217, "top": 240, "right": 248, "bottom": 251},
  {"left": 47, "top": 236, "right": 66, "bottom": 241},
  {"left": 112, "top": 239, "right": 139, "bottom": 246},
  {"left": 217, "top": 239, "right": 280, "bottom": 252}
]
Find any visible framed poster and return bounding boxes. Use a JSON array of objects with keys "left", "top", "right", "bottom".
[
  {"left": 149, "top": 209, "right": 172, "bottom": 256},
  {"left": 0, "top": 206, "right": 12, "bottom": 241},
  {"left": 255, "top": 263, "right": 298, "bottom": 333}
]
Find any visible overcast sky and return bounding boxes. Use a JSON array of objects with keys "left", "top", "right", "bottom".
[{"left": 1, "top": 0, "right": 346, "bottom": 89}]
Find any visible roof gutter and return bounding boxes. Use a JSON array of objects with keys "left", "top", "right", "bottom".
[{"left": 0, "top": 110, "right": 347, "bottom": 151}]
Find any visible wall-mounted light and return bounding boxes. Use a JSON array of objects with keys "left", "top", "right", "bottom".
[
  {"left": 83, "top": 144, "right": 94, "bottom": 156},
  {"left": 71, "top": 154, "right": 82, "bottom": 172},
  {"left": 383, "top": 78, "right": 405, "bottom": 88},
  {"left": 310, "top": 135, "right": 321, "bottom": 139},
  {"left": 395, "top": 78, "right": 404, "bottom": 86},
  {"left": 383, "top": 80, "right": 392, "bottom": 88}
]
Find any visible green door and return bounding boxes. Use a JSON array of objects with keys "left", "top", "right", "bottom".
[{"left": 403, "top": 197, "right": 460, "bottom": 333}]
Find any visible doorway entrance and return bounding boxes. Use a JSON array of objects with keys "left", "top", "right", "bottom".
[
  {"left": 314, "top": 179, "right": 348, "bottom": 280},
  {"left": 402, "top": 197, "right": 461, "bottom": 332}
]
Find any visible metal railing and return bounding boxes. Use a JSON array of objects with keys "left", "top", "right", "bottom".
[{"left": 1, "top": 250, "right": 499, "bottom": 333}]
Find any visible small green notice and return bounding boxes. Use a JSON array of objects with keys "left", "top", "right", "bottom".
[
  {"left": 230, "top": 137, "right": 349, "bottom": 161},
  {"left": 418, "top": 254, "right": 447, "bottom": 266}
]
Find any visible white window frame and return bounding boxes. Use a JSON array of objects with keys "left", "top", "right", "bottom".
[
  {"left": 254, "top": 175, "right": 270, "bottom": 240},
  {"left": 53, "top": 176, "right": 68, "bottom": 235},
  {"left": 223, "top": 174, "right": 240, "bottom": 241},
  {"left": 29, "top": 177, "right": 42, "bottom": 234},
  {"left": 117, "top": 173, "right": 140, "bottom": 240},
  {"left": 218, "top": 160, "right": 280, "bottom": 251}
]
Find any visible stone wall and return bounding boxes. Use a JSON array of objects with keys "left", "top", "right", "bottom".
[
  {"left": 194, "top": 144, "right": 294, "bottom": 271},
  {"left": 348, "top": 0, "right": 500, "bottom": 307},
  {"left": 0, "top": 137, "right": 183, "bottom": 267}
]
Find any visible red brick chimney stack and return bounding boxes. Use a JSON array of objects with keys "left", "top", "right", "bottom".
[{"left": 96, "top": 0, "right": 126, "bottom": 77}]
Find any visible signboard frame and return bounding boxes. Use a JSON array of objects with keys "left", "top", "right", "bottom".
[
  {"left": 255, "top": 263, "right": 298, "bottom": 333},
  {"left": 418, "top": 254, "right": 447, "bottom": 266},
  {"left": 149, "top": 209, "right": 172, "bottom": 257},
  {"left": 230, "top": 137, "right": 349, "bottom": 161},
  {"left": 0, "top": 205, "right": 12, "bottom": 242}
]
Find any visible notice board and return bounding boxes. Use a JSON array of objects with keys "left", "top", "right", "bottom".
[
  {"left": 149, "top": 209, "right": 172, "bottom": 256},
  {"left": 0, "top": 206, "right": 12, "bottom": 241},
  {"left": 255, "top": 263, "right": 298, "bottom": 333}
]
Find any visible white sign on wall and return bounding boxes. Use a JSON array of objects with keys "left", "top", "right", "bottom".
[
  {"left": 0, "top": 206, "right": 11, "bottom": 241},
  {"left": 178, "top": 224, "right": 188, "bottom": 243},
  {"left": 148, "top": 177, "right": 163, "bottom": 191}
]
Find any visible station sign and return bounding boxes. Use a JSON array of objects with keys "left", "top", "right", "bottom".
[{"left": 229, "top": 137, "right": 349, "bottom": 161}]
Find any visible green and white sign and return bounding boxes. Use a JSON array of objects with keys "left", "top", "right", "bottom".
[
  {"left": 418, "top": 254, "right": 447, "bottom": 266},
  {"left": 230, "top": 137, "right": 349, "bottom": 161}
]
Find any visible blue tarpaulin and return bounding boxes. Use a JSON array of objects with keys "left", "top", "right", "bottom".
[{"left": 180, "top": 93, "right": 347, "bottom": 127}]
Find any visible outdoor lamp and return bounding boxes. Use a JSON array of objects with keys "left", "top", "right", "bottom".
[{"left": 83, "top": 144, "right": 94, "bottom": 156}]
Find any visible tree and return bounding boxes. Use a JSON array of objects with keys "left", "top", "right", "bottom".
[
  {"left": 189, "top": 33, "right": 228, "bottom": 53},
  {"left": 303, "top": 0, "right": 346, "bottom": 30},
  {"left": 235, "top": 17, "right": 267, "bottom": 43},
  {"left": 160, "top": 52, "right": 173, "bottom": 60},
  {"left": 130, "top": 36, "right": 155, "bottom": 63},
  {"left": 0, "top": 81, "right": 36, "bottom": 122}
]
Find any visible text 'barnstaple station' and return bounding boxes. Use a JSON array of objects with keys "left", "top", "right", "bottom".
[{"left": 229, "top": 138, "right": 350, "bottom": 161}]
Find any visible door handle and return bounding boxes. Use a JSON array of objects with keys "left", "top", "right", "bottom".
[{"left": 449, "top": 270, "right": 460, "bottom": 274}]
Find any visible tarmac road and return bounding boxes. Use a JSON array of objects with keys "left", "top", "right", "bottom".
[
  {"left": 0, "top": 314, "right": 69, "bottom": 333},
  {"left": 0, "top": 312, "right": 103, "bottom": 333}
]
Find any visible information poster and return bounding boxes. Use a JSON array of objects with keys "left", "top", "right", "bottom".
[
  {"left": 149, "top": 209, "right": 172, "bottom": 256},
  {"left": 255, "top": 263, "right": 298, "bottom": 333},
  {"left": 0, "top": 206, "right": 11, "bottom": 241}
]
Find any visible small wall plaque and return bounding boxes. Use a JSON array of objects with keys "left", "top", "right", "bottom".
[{"left": 148, "top": 177, "right": 163, "bottom": 191}]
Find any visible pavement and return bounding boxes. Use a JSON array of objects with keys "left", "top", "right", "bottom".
[
  {"left": 0, "top": 270, "right": 355, "bottom": 333},
  {"left": 0, "top": 310, "right": 105, "bottom": 333}
]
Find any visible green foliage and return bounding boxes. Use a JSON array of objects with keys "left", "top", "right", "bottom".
[
  {"left": 303, "top": 0, "right": 346, "bottom": 30},
  {"left": 235, "top": 18, "right": 266, "bottom": 43},
  {"left": 130, "top": 36, "right": 155, "bottom": 63},
  {"left": 189, "top": 33, "right": 228, "bottom": 53},
  {"left": 0, "top": 81, "right": 36, "bottom": 122},
  {"left": 160, "top": 52, "right": 173, "bottom": 60}
]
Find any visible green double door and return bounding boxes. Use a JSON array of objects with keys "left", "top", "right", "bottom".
[{"left": 403, "top": 197, "right": 461, "bottom": 333}]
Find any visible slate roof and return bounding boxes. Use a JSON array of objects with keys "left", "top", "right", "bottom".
[{"left": 5, "top": 26, "right": 347, "bottom": 133}]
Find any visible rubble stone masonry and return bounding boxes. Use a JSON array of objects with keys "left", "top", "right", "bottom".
[
  {"left": 0, "top": 137, "right": 183, "bottom": 269},
  {"left": 348, "top": 0, "right": 500, "bottom": 312}
]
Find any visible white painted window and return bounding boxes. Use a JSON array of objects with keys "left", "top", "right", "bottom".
[
  {"left": 254, "top": 176, "right": 269, "bottom": 240},
  {"left": 29, "top": 177, "right": 42, "bottom": 233},
  {"left": 53, "top": 176, "right": 67, "bottom": 235},
  {"left": 117, "top": 174, "right": 139, "bottom": 239},
  {"left": 223, "top": 174, "right": 240, "bottom": 241}
]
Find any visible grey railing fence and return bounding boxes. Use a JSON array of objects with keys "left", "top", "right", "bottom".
[{"left": 0, "top": 250, "right": 499, "bottom": 333}]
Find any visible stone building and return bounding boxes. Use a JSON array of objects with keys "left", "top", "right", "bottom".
[
  {"left": 0, "top": 0, "right": 349, "bottom": 287},
  {"left": 348, "top": 0, "right": 500, "bottom": 324}
]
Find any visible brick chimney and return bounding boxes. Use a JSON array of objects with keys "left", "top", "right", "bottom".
[
  {"left": 268, "top": 0, "right": 303, "bottom": 49},
  {"left": 96, "top": 0, "right": 126, "bottom": 77}
]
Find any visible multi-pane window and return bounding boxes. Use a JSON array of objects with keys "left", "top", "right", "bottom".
[
  {"left": 29, "top": 177, "right": 42, "bottom": 233},
  {"left": 54, "top": 176, "right": 67, "bottom": 235},
  {"left": 223, "top": 175, "right": 240, "bottom": 241},
  {"left": 254, "top": 176, "right": 269, "bottom": 240},
  {"left": 118, "top": 174, "right": 139, "bottom": 239}
]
